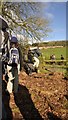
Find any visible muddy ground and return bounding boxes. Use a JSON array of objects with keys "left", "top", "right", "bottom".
[{"left": 2, "top": 71, "right": 68, "bottom": 120}]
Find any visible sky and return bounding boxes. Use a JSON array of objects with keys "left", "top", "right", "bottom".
[
  {"left": 42, "top": 2, "right": 66, "bottom": 42},
  {"left": 10, "top": 1, "right": 67, "bottom": 42}
]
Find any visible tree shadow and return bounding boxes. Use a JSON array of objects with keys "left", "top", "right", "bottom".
[
  {"left": 47, "top": 112, "right": 62, "bottom": 120},
  {"left": 2, "top": 80, "right": 13, "bottom": 120},
  {"left": 14, "top": 84, "right": 43, "bottom": 120}
]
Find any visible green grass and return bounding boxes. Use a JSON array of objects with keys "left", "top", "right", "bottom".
[
  {"left": 39, "top": 47, "right": 67, "bottom": 74},
  {"left": 40, "top": 47, "right": 66, "bottom": 60}
]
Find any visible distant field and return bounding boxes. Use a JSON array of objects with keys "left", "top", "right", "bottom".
[
  {"left": 40, "top": 46, "right": 66, "bottom": 60},
  {"left": 39, "top": 46, "right": 67, "bottom": 73}
]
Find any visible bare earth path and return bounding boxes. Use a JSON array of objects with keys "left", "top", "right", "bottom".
[{"left": 3, "top": 71, "right": 68, "bottom": 120}]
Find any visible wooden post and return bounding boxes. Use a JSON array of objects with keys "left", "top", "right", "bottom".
[{"left": 0, "top": 48, "right": 2, "bottom": 120}]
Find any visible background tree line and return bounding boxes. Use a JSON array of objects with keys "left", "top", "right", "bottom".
[{"left": 32, "top": 40, "right": 67, "bottom": 47}]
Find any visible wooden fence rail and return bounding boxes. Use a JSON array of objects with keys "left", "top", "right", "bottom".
[{"left": 44, "top": 60, "right": 67, "bottom": 65}]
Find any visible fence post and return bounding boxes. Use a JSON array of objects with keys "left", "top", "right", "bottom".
[{"left": 0, "top": 48, "right": 2, "bottom": 120}]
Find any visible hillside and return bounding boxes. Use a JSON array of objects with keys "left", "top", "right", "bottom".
[{"left": 32, "top": 41, "right": 67, "bottom": 47}]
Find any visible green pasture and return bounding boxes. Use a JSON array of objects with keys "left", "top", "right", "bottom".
[
  {"left": 39, "top": 47, "right": 67, "bottom": 74},
  {"left": 40, "top": 47, "right": 66, "bottom": 60}
]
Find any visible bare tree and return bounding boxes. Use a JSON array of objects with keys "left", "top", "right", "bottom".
[{"left": 0, "top": 1, "right": 52, "bottom": 43}]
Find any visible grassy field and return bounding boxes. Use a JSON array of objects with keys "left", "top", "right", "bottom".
[
  {"left": 39, "top": 47, "right": 67, "bottom": 74},
  {"left": 40, "top": 46, "right": 66, "bottom": 60}
]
